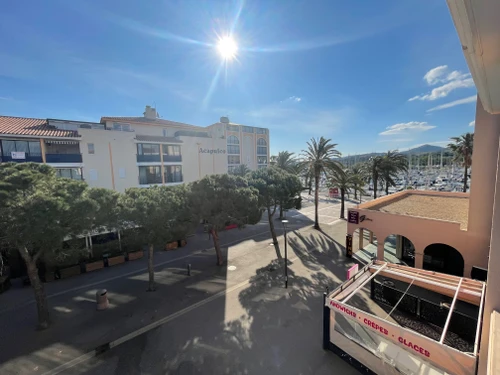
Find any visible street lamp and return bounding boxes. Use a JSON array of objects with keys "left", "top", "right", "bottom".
[{"left": 282, "top": 219, "right": 289, "bottom": 288}]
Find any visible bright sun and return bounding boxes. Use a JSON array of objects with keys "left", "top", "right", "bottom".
[{"left": 217, "top": 36, "right": 238, "bottom": 60}]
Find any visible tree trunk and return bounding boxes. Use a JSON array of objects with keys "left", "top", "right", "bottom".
[
  {"left": 373, "top": 176, "right": 378, "bottom": 199},
  {"left": 354, "top": 189, "right": 358, "bottom": 200},
  {"left": 463, "top": 165, "right": 468, "bottom": 193},
  {"left": 308, "top": 178, "right": 312, "bottom": 195},
  {"left": 147, "top": 244, "right": 155, "bottom": 291},
  {"left": 279, "top": 205, "right": 284, "bottom": 220},
  {"left": 385, "top": 180, "right": 389, "bottom": 196},
  {"left": 268, "top": 206, "right": 282, "bottom": 260},
  {"left": 314, "top": 170, "right": 320, "bottom": 230},
  {"left": 211, "top": 229, "right": 223, "bottom": 265},
  {"left": 21, "top": 250, "right": 50, "bottom": 330},
  {"left": 340, "top": 188, "right": 345, "bottom": 219}
]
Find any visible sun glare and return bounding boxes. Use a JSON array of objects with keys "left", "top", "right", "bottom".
[{"left": 217, "top": 36, "right": 238, "bottom": 60}]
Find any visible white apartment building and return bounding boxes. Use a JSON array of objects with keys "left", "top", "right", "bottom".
[{"left": 0, "top": 106, "right": 270, "bottom": 191}]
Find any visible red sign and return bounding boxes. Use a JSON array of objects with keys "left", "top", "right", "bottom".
[
  {"left": 347, "top": 264, "right": 358, "bottom": 280},
  {"left": 329, "top": 187, "right": 339, "bottom": 198}
]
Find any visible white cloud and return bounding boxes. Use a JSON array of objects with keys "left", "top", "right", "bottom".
[
  {"left": 379, "top": 121, "right": 436, "bottom": 136},
  {"left": 409, "top": 65, "right": 475, "bottom": 101},
  {"left": 469, "top": 120, "right": 475, "bottom": 127},
  {"left": 426, "top": 95, "right": 476, "bottom": 112},
  {"left": 280, "top": 96, "right": 302, "bottom": 103},
  {"left": 423, "top": 65, "right": 449, "bottom": 85}
]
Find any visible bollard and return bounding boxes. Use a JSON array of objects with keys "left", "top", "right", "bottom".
[
  {"left": 96, "top": 289, "right": 109, "bottom": 310},
  {"left": 187, "top": 264, "right": 191, "bottom": 276}
]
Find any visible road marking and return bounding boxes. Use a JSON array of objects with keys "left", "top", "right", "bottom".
[{"left": 0, "top": 227, "right": 284, "bottom": 315}]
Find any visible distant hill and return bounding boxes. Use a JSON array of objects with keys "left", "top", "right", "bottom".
[
  {"left": 401, "top": 144, "right": 447, "bottom": 155},
  {"left": 339, "top": 144, "right": 449, "bottom": 165}
]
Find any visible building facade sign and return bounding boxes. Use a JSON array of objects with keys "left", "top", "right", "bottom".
[
  {"left": 346, "top": 234, "right": 353, "bottom": 257},
  {"left": 198, "top": 148, "right": 226, "bottom": 155},
  {"left": 348, "top": 210, "right": 359, "bottom": 224},
  {"left": 11, "top": 151, "right": 26, "bottom": 160}
]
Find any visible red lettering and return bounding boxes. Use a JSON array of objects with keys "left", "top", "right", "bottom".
[{"left": 397, "top": 337, "right": 430, "bottom": 358}]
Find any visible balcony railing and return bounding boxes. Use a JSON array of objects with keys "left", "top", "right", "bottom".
[
  {"left": 46, "top": 154, "right": 83, "bottom": 163},
  {"left": 1, "top": 155, "right": 43, "bottom": 163},
  {"left": 163, "top": 155, "right": 182, "bottom": 162},
  {"left": 137, "top": 154, "right": 161, "bottom": 163}
]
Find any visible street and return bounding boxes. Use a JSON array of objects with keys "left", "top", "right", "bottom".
[{"left": 0, "top": 197, "right": 363, "bottom": 375}]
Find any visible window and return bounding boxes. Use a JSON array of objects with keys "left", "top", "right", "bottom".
[
  {"left": 56, "top": 168, "right": 83, "bottom": 180},
  {"left": 257, "top": 138, "right": 267, "bottom": 156},
  {"left": 228, "top": 165, "right": 239, "bottom": 173},
  {"left": 242, "top": 126, "right": 254, "bottom": 133},
  {"left": 163, "top": 145, "right": 181, "bottom": 156},
  {"left": 1, "top": 140, "right": 42, "bottom": 158},
  {"left": 228, "top": 155, "right": 240, "bottom": 165},
  {"left": 162, "top": 128, "right": 168, "bottom": 137},
  {"left": 255, "top": 128, "right": 267, "bottom": 134},
  {"left": 257, "top": 156, "right": 268, "bottom": 165},
  {"left": 139, "top": 166, "right": 162, "bottom": 185},
  {"left": 137, "top": 143, "right": 160, "bottom": 155},
  {"left": 165, "top": 165, "right": 182, "bottom": 183},
  {"left": 88, "top": 143, "right": 95, "bottom": 154},
  {"left": 227, "top": 135, "right": 240, "bottom": 155},
  {"left": 226, "top": 124, "right": 239, "bottom": 132},
  {"left": 258, "top": 164, "right": 267, "bottom": 169},
  {"left": 112, "top": 122, "right": 131, "bottom": 131}
]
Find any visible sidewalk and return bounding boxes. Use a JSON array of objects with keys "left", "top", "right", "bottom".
[{"left": 0, "top": 219, "right": 345, "bottom": 375}]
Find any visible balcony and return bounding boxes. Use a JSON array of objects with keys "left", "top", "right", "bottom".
[
  {"left": 46, "top": 154, "right": 82, "bottom": 163},
  {"left": 1, "top": 155, "right": 43, "bottom": 163},
  {"left": 137, "top": 154, "right": 161, "bottom": 162},
  {"left": 163, "top": 155, "right": 182, "bottom": 162}
]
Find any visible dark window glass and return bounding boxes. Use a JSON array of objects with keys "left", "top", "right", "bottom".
[
  {"left": 139, "top": 166, "right": 162, "bottom": 184},
  {"left": 227, "top": 145, "right": 240, "bottom": 154},
  {"left": 258, "top": 156, "right": 268, "bottom": 164},
  {"left": 137, "top": 143, "right": 160, "bottom": 155},
  {"left": 165, "top": 165, "right": 182, "bottom": 183},
  {"left": 257, "top": 146, "right": 267, "bottom": 155},
  {"left": 256, "top": 128, "right": 267, "bottom": 134},
  {"left": 163, "top": 145, "right": 181, "bottom": 156},
  {"left": 228, "top": 155, "right": 240, "bottom": 165},
  {"left": 242, "top": 126, "right": 254, "bottom": 133},
  {"left": 227, "top": 135, "right": 239, "bottom": 144}
]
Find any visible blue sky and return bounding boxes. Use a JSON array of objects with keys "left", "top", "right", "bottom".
[{"left": 0, "top": 0, "right": 476, "bottom": 155}]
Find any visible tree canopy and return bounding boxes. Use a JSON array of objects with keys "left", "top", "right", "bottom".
[
  {"left": 249, "top": 167, "right": 302, "bottom": 259},
  {"left": 190, "top": 174, "right": 260, "bottom": 265}
]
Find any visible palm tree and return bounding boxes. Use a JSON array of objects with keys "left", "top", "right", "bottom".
[
  {"left": 229, "top": 164, "right": 251, "bottom": 177},
  {"left": 349, "top": 163, "right": 366, "bottom": 201},
  {"left": 270, "top": 151, "right": 296, "bottom": 172},
  {"left": 301, "top": 137, "right": 342, "bottom": 230},
  {"left": 448, "top": 133, "right": 474, "bottom": 192},
  {"left": 328, "top": 168, "right": 354, "bottom": 219},
  {"left": 381, "top": 151, "right": 408, "bottom": 195},
  {"left": 363, "top": 156, "right": 384, "bottom": 199}
]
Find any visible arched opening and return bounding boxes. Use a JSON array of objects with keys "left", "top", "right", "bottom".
[
  {"left": 423, "top": 243, "right": 464, "bottom": 276},
  {"left": 383, "top": 234, "right": 415, "bottom": 266},
  {"left": 352, "top": 228, "right": 377, "bottom": 264}
]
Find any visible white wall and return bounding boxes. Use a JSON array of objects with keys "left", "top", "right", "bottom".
[{"left": 79, "top": 128, "right": 137, "bottom": 192}]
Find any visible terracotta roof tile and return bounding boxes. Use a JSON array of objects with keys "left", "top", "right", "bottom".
[{"left": 0, "top": 116, "right": 80, "bottom": 138}]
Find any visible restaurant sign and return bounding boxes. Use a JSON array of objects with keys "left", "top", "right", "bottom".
[
  {"left": 327, "top": 298, "right": 476, "bottom": 375},
  {"left": 347, "top": 210, "right": 359, "bottom": 224}
]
